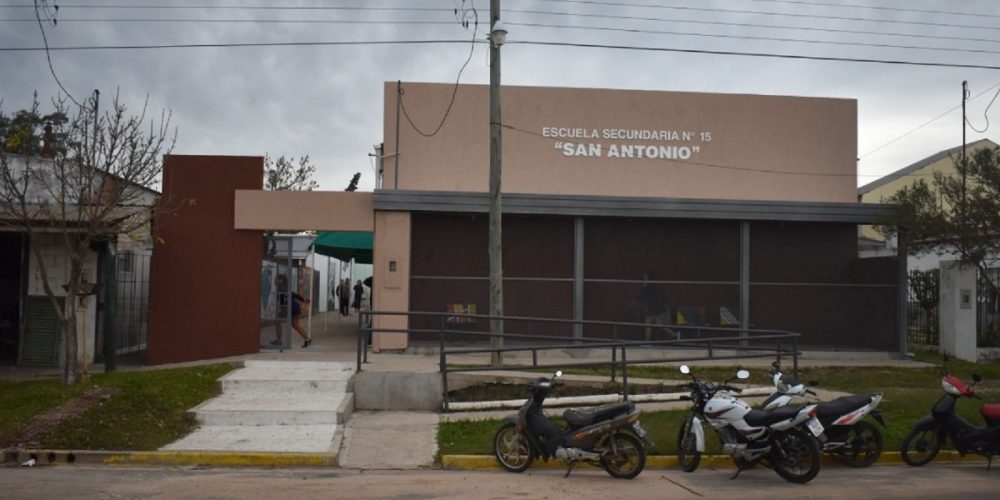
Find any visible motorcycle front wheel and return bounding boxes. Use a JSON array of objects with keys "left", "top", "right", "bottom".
[
  {"left": 677, "top": 413, "right": 702, "bottom": 472},
  {"left": 600, "top": 432, "right": 647, "bottom": 479},
  {"left": 493, "top": 423, "right": 535, "bottom": 473},
  {"left": 838, "top": 420, "right": 884, "bottom": 468},
  {"left": 769, "top": 429, "right": 821, "bottom": 484},
  {"left": 900, "top": 426, "right": 942, "bottom": 466}
]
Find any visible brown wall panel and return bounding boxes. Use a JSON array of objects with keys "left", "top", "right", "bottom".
[
  {"left": 750, "top": 285, "right": 897, "bottom": 350},
  {"left": 147, "top": 155, "right": 263, "bottom": 364},
  {"left": 584, "top": 218, "right": 740, "bottom": 282},
  {"left": 411, "top": 213, "right": 573, "bottom": 278},
  {"left": 750, "top": 222, "right": 857, "bottom": 283}
]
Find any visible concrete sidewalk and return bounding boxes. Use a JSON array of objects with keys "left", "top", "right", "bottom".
[{"left": 2, "top": 315, "right": 936, "bottom": 470}]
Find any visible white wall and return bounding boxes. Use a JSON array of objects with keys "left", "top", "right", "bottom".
[{"left": 27, "top": 233, "right": 99, "bottom": 365}]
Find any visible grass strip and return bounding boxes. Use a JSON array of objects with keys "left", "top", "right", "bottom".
[
  {"left": 1, "top": 363, "right": 235, "bottom": 450},
  {"left": 439, "top": 354, "right": 999, "bottom": 457}
]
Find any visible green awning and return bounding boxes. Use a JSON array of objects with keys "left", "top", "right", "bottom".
[{"left": 312, "top": 231, "right": 373, "bottom": 264}]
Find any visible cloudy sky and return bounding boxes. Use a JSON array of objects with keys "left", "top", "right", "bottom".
[{"left": 2, "top": 0, "right": 998, "bottom": 192}]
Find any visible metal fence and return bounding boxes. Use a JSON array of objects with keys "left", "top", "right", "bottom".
[
  {"left": 115, "top": 251, "right": 150, "bottom": 354},
  {"left": 907, "top": 269, "right": 938, "bottom": 348},
  {"left": 357, "top": 311, "right": 802, "bottom": 411},
  {"left": 906, "top": 266, "right": 1000, "bottom": 349},
  {"left": 979, "top": 267, "right": 1000, "bottom": 348}
]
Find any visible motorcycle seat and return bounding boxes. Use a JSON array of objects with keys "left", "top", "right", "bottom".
[
  {"left": 816, "top": 394, "right": 873, "bottom": 421},
  {"left": 563, "top": 401, "right": 634, "bottom": 428},
  {"left": 743, "top": 405, "right": 803, "bottom": 427},
  {"left": 980, "top": 403, "right": 1000, "bottom": 423}
]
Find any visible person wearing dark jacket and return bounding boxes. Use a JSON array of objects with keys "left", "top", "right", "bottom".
[{"left": 352, "top": 279, "right": 365, "bottom": 312}]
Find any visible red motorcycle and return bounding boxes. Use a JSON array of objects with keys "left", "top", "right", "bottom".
[{"left": 901, "top": 367, "right": 1000, "bottom": 469}]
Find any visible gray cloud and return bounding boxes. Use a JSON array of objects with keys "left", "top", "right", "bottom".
[{"left": 1, "top": 0, "right": 997, "bottom": 191}]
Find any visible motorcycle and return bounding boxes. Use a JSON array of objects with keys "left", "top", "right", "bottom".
[
  {"left": 900, "top": 364, "right": 1000, "bottom": 469},
  {"left": 676, "top": 365, "right": 824, "bottom": 483},
  {"left": 761, "top": 360, "right": 885, "bottom": 468},
  {"left": 493, "top": 370, "right": 655, "bottom": 479}
]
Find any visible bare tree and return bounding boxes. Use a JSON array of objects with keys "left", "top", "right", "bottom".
[
  {"left": 0, "top": 92, "right": 173, "bottom": 384},
  {"left": 264, "top": 155, "right": 319, "bottom": 191}
]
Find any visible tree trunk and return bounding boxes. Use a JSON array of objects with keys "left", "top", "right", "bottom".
[{"left": 61, "top": 298, "right": 80, "bottom": 385}]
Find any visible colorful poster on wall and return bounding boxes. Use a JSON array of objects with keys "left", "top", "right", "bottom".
[{"left": 446, "top": 303, "right": 477, "bottom": 323}]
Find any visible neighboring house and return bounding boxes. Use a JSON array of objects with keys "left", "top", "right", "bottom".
[
  {"left": 858, "top": 139, "right": 1000, "bottom": 354},
  {"left": 858, "top": 138, "right": 999, "bottom": 270},
  {"left": 0, "top": 154, "right": 158, "bottom": 366}
]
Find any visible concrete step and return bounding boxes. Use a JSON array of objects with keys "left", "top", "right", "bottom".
[
  {"left": 161, "top": 424, "right": 344, "bottom": 453},
  {"left": 218, "top": 361, "right": 355, "bottom": 394},
  {"left": 191, "top": 392, "right": 354, "bottom": 426},
  {"left": 220, "top": 379, "right": 351, "bottom": 394},
  {"left": 240, "top": 359, "right": 356, "bottom": 376}
]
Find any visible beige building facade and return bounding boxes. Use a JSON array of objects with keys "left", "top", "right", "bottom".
[{"left": 236, "top": 82, "right": 900, "bottom": 352}]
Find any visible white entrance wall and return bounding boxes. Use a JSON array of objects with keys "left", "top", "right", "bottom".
[{"left": 939, "top": 261, "right": 977, "bottom": 362}]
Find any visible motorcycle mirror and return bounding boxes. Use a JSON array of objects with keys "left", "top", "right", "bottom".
[
  {"left": 680, "top": 365, "right": 690, "bottom": 375},
  {"left": 972, "top": 373, "right": 982, "bottom": 383},
  {"left": 555, "top": 370, "right": 563, "bottom": 378},
  {"left": 736, "top": 369, "right": 750, "bottom": 380},
  {"left": 771, "top": 360, "right": 780, "bottom": 369}
]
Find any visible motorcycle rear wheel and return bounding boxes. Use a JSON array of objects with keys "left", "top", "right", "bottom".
[
  {"left": 838, "top": 420, "right": 883, "bottom": 468},
  {"left": 677, "top": 413, "right": 702, "bottom": 472},
  {"left": 900, "top": 426, "right": 941, "bottom": 467},
  {"left": 769, "top": 429, "right": 821, "bottom": 484},
  {"left": 493, "top": 423, "right": 535, "bottom": 473},
  {"left": 600, "top": 432, "right": 646, "bottom": 479}
]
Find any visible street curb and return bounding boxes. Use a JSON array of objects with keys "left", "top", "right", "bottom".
[
  {"left": 440, "top": 451, "right": 987, "bottom": 471},
  {"left": 3, "top": 449, "right": 337, "bottom": 467}
]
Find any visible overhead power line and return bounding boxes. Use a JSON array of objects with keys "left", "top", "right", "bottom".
[
  {"left": 860, "top": 80, "right": 1000, "bottom": 159},
  {"left": 3, "top": 2, "right": 999, "bottom": 33},
  {"left": 4, "top": 37, "right": 1000, "bottom": 71},
  {"left": 511, "top": 40, "right": 1000, "bottom": 71},
  {"left": 507, "top": 21, "right": 1000, "bottom": 57},
  {"left": 0, "top": 39, "right": 478, "bottom": 51},
  {"left": 515, "top": 1, "right": 1000, "bottom": 32},
  {"left": 4, "top": 17, "right": 998, "bottom": 57},
  {"left": 534, "top": 0, "right": 1000, "bottom": 21}
]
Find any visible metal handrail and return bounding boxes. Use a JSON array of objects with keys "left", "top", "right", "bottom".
[{"left": 357, "top": 310, "right": 801, "bottom": 411}]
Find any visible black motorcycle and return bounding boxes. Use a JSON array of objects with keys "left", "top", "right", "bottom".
[
  {"left": 901, "top": 367, "right": 1000, "bottom": 469},
  {"left": 493, "top": 370, "right": 654, "bottom": 479},
  {"left": 761, "top": 360, "right": 886, "bottom": 468}
]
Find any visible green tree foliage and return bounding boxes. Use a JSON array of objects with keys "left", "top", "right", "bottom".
[
  {"left": 878, "top": 146, "right": 1000, "bottom": 296},
  {"left": 0, "top": 100, "right": 67, "bottom": 156}
]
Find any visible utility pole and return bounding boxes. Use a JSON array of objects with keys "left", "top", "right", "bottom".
[
  {"left": 489, "top": 0, "right": 506, "bottom": 366},
  {"left": 961, "top": 81, "right": 968, "bottom": 215}
]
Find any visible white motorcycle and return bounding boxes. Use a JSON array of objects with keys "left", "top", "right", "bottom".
[
  {"left": 676, "top": 365, "right": 824, "bottom": 483},
  {"left": 761, "top": 360, "right": 885, "bottom": 467}
]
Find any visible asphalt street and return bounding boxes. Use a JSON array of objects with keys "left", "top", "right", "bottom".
[{"left": 0, "top": 463, "right": 996, "bottom": 499}]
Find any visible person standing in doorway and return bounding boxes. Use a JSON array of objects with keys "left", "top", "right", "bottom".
[{"left": 337, "top": 278, "right": 351, "bottom": 316}]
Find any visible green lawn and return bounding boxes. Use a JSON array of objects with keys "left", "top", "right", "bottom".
[
  {"left": 438, "top": 354, "right": 1000, "bottom": 456},
  {"left": 0, "top": 363, "right": 235, "bottom": 450}
]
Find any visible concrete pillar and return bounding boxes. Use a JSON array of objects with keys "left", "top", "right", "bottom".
[{"left": 939, "top": 261, "right": 977, "bottom": 362}]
